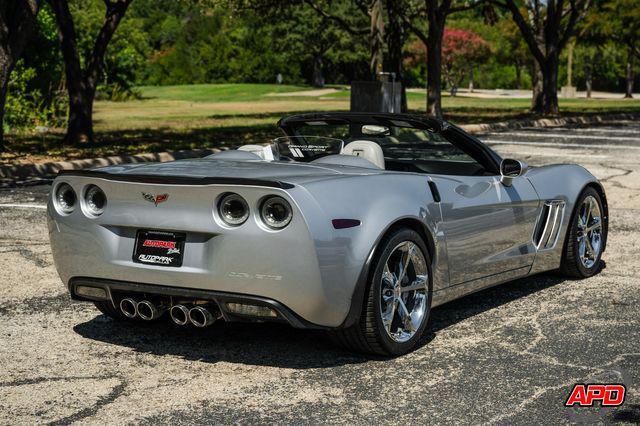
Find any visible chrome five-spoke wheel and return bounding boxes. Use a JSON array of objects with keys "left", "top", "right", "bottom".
[
  {"left": 380, "top": 241, "right": 429, "bottom": 343},
  {"left": 329, "top": 227, "right": 431, "bottom": 356},
  {"left": 577, "top": 195, "right": 603, "bottom": 269},
  {"left": 561, "top": 187, "right": 606, "bottom": 278}
]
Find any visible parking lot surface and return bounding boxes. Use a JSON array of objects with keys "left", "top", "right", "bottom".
[{"left": 1, "top": 121, "right": 638, "bottom": 424}]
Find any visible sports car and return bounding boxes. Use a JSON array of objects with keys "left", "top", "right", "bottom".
[{"left": 47, "top": 112, "right": 608, "bottom": 356}]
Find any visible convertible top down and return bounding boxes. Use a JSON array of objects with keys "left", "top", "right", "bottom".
[{"left": 48, "top": 112, "right": 608, "bottom": 355}]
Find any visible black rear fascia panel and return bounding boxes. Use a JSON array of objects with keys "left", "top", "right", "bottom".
[{"left": 68, "top": 277, "right": 328, "bottom": 330}]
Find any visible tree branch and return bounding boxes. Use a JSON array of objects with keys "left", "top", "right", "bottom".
[
  {"left": 493, "top": 0, "right": 545, "bottom": 65},
  {"left": 403, "top": 14, "right": 428, "bottom": 44},
  {"left": 449, "top": 0, "right": 482, "bottom": 14},
  {"left": 302, "top": 0, "right": 368, "bottom": 35},
  {"left": 85, "top": 0, "right": 132, "bottom": 89}
]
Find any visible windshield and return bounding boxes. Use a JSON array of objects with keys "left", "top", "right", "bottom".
[
  {"left": 272, "top": 136, "right": 344, "bottom": 162},
  {"left": 285, "top": 122, "right": 476, "bottom": 163}
]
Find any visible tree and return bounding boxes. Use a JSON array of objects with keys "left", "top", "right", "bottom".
[
  {"left": 585, "top": 0, "right": 640, "bottom": 98},
  {"left": 402, "top": 0, "right": 483, "bottom": 118},
  {"left": 0, "top": 0, "right": 40, "bottom": 149},
  {"left": 48, "top": 0, "right": 133, "bottom": 144},
  {"left": 406, "top": 27, "right": 489, "bottom": 95},
  {"left": 296, "top": 0, "right": 417, "bottom": 110},
  {"left": 441, "top": 28, "right": 489, "bottom": 95},
  {"left": 491, "top": 0, "right": 590, "bottom": 115}
]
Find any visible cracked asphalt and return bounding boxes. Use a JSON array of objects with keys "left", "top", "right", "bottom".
[{"left": 1, "top": 121, "right": 639, "bottom": 424}]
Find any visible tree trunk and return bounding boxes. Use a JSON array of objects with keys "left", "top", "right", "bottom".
[
  {"left": 514, "top": 59, "right": 522, "bottom": 90},
  {"left": 625, "top": 45, "right": 634, "bottom": 99},
  {"left": 426, "top": 7, "right": 444, "bottom": 118},
  {"left": 541, "top": 51, "right": 560, "bottom": 115},
  {"left": 468, "top": 68, "right": 474, "bottom": 93},
  {"left": 0, "top": 0, "right": 40, "bottom": 150},
  {"left": 383, "top": 0, "right": 408, "bottom": 112},
  {"left": 312, "top": 55, "right": 324, "bottom": 88},
  {"left": 0, "top": 67, "right": 8, "bottom": 151},
  {"left": 67, "top": 87, "right": 94, "bottom": 143},
  {"left": 585, "top": 66, "right": 592, "bottom": 99},
  {"left": 49, "top": 0, "right": 131, "bottom": 144},
  {"left": 531, "top": 61, "right": 544, "bottom": 113}
]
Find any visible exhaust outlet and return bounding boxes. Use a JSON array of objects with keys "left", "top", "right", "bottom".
[
  {"left": 170, "top": 304, "right": 191, "bottom": 326},
  {"left": 137, "top": 300, "right": 166, "bottom": 321},
  {"left": 119, "top": 298, "right": 138, "bottom": 318},
  {"left": 188, "top": 305, "right": 218, "bottom": 328}
]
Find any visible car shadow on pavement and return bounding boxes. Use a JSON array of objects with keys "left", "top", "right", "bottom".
[{"left": 73, "top": 272, "right": 570, "bottom": 368}]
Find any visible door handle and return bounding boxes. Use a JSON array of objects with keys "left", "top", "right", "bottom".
[{"left": 428, "top": 181, "right": 441, "bottom": 202}]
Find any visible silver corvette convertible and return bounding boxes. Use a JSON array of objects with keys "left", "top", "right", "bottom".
[{"left": 48, "top": 112, "right": 608, "bottom": 355}]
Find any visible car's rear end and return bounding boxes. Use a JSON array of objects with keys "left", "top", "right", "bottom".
[{"left": 47, "top": 169, "right": 356, "bottom": 329}]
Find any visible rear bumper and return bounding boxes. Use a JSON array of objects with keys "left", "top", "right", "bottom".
[
  {"left": 70, "top": 277, "right": 329, "bottom": 329},
  {"left": 47, "top": 174, "right": 366, "bottom": 328}
]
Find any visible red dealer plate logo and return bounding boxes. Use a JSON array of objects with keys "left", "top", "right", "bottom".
[{"left": 133, "top": 230, "right": 185, "bottom": 267}]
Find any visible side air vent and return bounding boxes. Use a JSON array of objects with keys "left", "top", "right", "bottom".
[{"left": 533, "top": 200, "right": 566, "bottom": 250}]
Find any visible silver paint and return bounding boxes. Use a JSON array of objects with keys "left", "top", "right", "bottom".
[{"left": 48, "top": 154, "right": 605, "bottom": 328}]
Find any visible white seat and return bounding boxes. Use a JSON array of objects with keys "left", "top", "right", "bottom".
[
  {"left": 237, "top": 144, "right": 274, "bottom": 161},
  {"left": 342, "top": 140, "right": 385, "bottom": 169}
]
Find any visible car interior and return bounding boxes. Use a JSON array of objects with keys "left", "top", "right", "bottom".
[{"left": 236, "top": 121, "right": 499, "bottom": 177}]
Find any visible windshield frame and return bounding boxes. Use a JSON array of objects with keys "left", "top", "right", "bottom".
[{"left": 278, "top": 112, "right": 502, "bottom": 174}]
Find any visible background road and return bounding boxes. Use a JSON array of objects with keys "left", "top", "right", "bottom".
[{"left": 1, "top": 122, "right": 638, "bottom": 424}]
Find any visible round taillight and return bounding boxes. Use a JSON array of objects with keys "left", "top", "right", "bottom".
[
  {"left": 84, "top": 185, "right": 106, "bottom": 216},
  {"left": 260, "top": 196, "right": 292, "bottom": 229},
  {"left": 218, "top": 193, "right": 249, "bottom": 226},
  {"left": 54, "top": 183, "right": 76, "bottom": 214}
]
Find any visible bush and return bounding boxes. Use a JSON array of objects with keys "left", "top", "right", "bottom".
[{"left": 4, "top": 61, "right": 67, "bottom": 134}]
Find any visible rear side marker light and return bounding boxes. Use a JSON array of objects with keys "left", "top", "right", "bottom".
[
  {"left": 75, "top": 286, "right": 108, "bottom": 300},
  {"left": 332, "top": 219, "right": 361, "bottom": 229},
  {"left": 226, "top": 303, "right": 278, "bottom": 318}
]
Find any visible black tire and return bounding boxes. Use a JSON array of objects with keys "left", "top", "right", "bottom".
[
  {"left": 560, "top": 187, "right": 607, "bottom": 278},
  {"left": 330, "top": 227, "right": 432, "bottom": 356}
]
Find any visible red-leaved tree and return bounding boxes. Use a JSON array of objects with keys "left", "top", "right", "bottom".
[
  {"left": 441, "top": 28, "right": 489, "bottom": 95},
  {"left": 407, "top": 28, "right": 489, "bottom": 96}
]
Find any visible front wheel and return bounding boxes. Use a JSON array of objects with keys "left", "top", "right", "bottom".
[
  {"left": 331, "top": 227, "right": 432, "bottom": 356},
  {"left": 560, "top": 187, "right": 607, "bottom": 278}
]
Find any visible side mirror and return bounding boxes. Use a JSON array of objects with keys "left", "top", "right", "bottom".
[{"left": 500, "top": 159, "right": 528, "bottom": 187}]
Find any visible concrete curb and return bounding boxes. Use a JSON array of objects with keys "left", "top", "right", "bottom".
[
  {"left": 458, "top": 112, "right": 639, "bottom": 134},
  {"left": 1, "top": 112, "right": 637, "bottom": 181},
  {"left": 0, "top": 149, "right": 220, "bottom": 180}
]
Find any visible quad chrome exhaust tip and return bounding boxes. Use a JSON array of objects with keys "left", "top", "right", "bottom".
[
  {"left": 170, "top": 304, "right": 191, "bottom": 326},
  {"left": 137, "top": 300, "right": 166, "bottom": 321},
  {"left": 119, "top": 298, "right": 138, "bottom": 318},
  {"left": 188, "top": 305, "right": 217, "bottom": 328}
]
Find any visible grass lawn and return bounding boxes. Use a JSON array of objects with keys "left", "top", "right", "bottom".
[{"left": 3, "top": 83, "right": 640, "bottom": 165}]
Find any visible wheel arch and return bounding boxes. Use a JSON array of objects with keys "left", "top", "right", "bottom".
[{"left": 338, "top": 216, "right": 436, "bottom": 329}]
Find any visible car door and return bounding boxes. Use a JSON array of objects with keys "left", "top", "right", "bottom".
[{"left": 429, "top": 173, "right": 540, "bottom": 286}]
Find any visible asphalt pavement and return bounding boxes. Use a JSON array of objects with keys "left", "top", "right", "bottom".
[{"left": 0, "top": 121, "right": 638, "bottom": 424}]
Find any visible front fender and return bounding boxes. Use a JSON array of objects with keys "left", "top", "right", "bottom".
[{"left": 526, "top": 164, "right": 606, "bottom": 273}]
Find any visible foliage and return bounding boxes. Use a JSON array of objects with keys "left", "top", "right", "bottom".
[
  {"left": 70, "top": 0, "right": 149, "bottom": 100},
  {"left": 441, "top": 28, "right": 490, "bottom": 92},
  {"left": 405, "top": 27, "right": 490, "bottom": 91},
  {"left": 4, "top": 61, "right": 67, "bottom": 134}
]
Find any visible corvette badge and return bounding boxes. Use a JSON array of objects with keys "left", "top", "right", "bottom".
[{"left": 142, "top": 192, "right": 169, "bottom": 206}]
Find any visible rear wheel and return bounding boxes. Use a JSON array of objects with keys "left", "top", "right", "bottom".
[
  {"left": 331, "top": 227, "right": 432, "bottom": 356},
  {"left": 560, "top": 187, "right": 606, "bottom": 278}
]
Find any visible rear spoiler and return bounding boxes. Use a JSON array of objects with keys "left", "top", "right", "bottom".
[{"left": 57, "top": 170, "right": 295, "bottom": 189}]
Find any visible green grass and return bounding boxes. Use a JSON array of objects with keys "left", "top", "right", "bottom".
[
  {"left": 4, "top": 83, "right": 640, "bottom": 165},
  {"left": 138, "top": 83, "right": 318, "bottom": 103}
]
